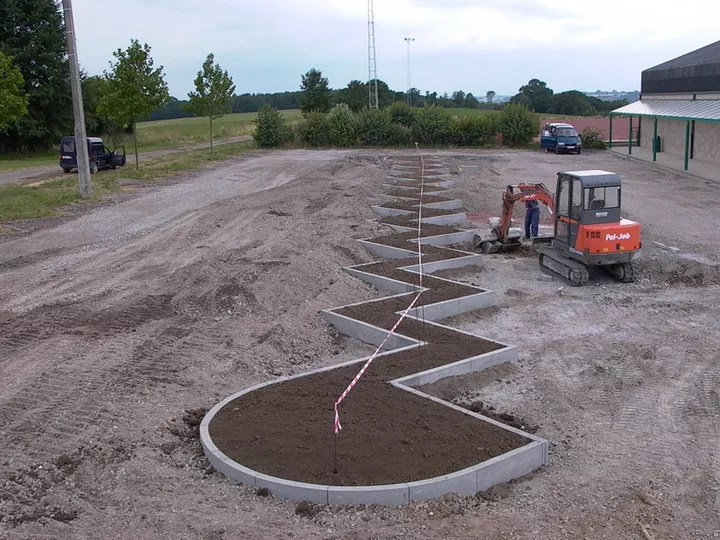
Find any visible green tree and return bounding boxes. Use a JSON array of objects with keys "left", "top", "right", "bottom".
[
  {"left": 299, "top": 68, "right": 331, "bottom": 114},
  {"left": 326, "top": 103, "right": 358, "bottom": 147},
  {"left": 510, "top": 79, "right": 554, "bottom": 113},
  {"left": 452, "top": 90, "right": 466, "bottom": 107},
  {"left": 0, "top": 0, "right": 72, "bottom": 151},
  {"left": 98, "top": 39, "right": 169, "bottom": 169},
  {"left": 357, "top": 107, "right": 392, "bottom": 145},
  {"left": 387, "top": 101, "right": 415, "bottom": 127},
  {"left": 186, "top": 53, "right": 236, "bottom": 151},
  {"left": 550, "top": 90, "right": 595, "bottom": 116},
  {"left": 81, "top": 74, "right": 118, "bottom": 136},
  {"left": 486, "top": 90, "right": 496, "bottom": 104},
  {"left": 0, "top": 52, "right": 28, "bottom": 131},
  {"left": 499, "top": 103, "right": 538, "bottom": 147},
  {"left": 252, "top": 104, "right": 290, "bottom": 147},
  {"left": 464, "top": 93, "right": 479, "bottom": 109},
  {"left": 337, "top": 80, "right": 367, "bottom": 112}
]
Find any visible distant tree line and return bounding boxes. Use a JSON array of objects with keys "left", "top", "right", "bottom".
[{"left": 0, "top": 0, "right": 628, "bottom": 154}]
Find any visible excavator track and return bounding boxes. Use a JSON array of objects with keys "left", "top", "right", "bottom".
[
  {"left": 538, "top": 246, "right": 589, "bottom": 286},
  {"left": 605, "top": 262, "right": 636, "bottom": 283}
]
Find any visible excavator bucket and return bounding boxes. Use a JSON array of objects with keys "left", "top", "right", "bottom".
[{"left": 473, "top": 234, "right": 522, "bottom": 254}]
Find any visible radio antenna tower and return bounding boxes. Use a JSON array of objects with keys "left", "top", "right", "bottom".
[{"left": 368, "top": 0, "right": 379, "bottom": 109}]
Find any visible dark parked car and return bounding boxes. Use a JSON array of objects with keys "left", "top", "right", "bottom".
[
  {"left": 540, "top": 122, "right": 582, "bottom": 154},
  {"left": 59, "top": 136, "right": 126, "bottom": 174}
]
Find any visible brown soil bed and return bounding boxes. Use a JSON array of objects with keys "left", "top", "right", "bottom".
[
  {"left": 386, "top": 186, "right": 446, "bottom": 195},
  {"left": 379, "top": 196, "right": 455, "bottom": 210},
  {"left": 207, "top": 160, "right": 526, "bottom": 488},
  {"left": 209, "top": 322, "right": 522, "bottom": 486},
  {"left": 369, "top": 230, "right": 465, "bottom": 249}
]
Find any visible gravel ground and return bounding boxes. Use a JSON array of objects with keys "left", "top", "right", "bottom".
[{"left": 1, "top": 148, "right": 719, "bottom": 539}]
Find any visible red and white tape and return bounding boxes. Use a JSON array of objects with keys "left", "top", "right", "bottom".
[{"left": 333, "top": 147, "right": 428, "bottom": 434}]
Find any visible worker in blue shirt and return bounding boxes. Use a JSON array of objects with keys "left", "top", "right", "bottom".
[{"left": 524, "top": 199, "right": 540, "bottom": 239}]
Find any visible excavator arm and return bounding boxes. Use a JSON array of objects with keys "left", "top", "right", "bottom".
[{"left": 494, "top": 183, "right": 555, "bottom": 243}]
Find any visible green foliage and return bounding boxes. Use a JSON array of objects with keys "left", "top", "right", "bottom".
[
  {"left": 412, "top": 105, "right": 453, "bottom": 145},
  {"left": 296, "top": 112, "right": 329, "bottom": 147},
  {"left": 356, "top": 108, "right": 391, "bottom": 146},
  {"left": 499, "top": 104, "right": 538, "bottom": 147},
  {"left": 326, "top": 104, "right": 358, "bottom": 147},
  {"left": 387, "top": 101, "right": 415, "bottom": 127},
  {"left": 337, "top": 80, "right": 367, "bottom": 112},
  {"left": 0, "top": 52, "right": 28, "bottom": 130},
  {"left": 299, "top": 68, "right": 331, "bottom": 114},
  {"left": 252, "top": 104, "right": 290, "bottom": 147},
  {"left": 186, "top": 53, "right": 236, "bottom": 149},
  {"left": 486, "top": 90, "right": 496, "bottom": 104},
  {"left": 451, "top": 113, "right": 500, "bottom": 146},
  {"left": 511, "top": 79, "right": 554, "bottom": 113},
  {"left": 580, "top": 126, "right": 607, "bottom": 149},
  {"left": 385, "top": 123, "right": 413, "bottom": 146},
  {"left": 98, "top": 39, "right": 170, "bottom": 167},
  {"left": 81, "top": 75, "right": 118, "bottom": 136},
  {"left": 0, "top": 0, "right": 72, "bottom": 151}
]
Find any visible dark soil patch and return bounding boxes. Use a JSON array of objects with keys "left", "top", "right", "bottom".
[
  {"left": 369, "top": 227, "right": 461, "bottom": 249},
  {"left": 380, "top": 196, "right": 455, "bottom": 210},
  {"left": 386, "top": 186, "right": 445, "bottom": 195},
  {"left": 455, "top": 399, "right": 539, "bottom": 435}
]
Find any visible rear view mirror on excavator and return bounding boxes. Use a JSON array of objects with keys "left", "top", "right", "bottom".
[{"left": 473, "top": 170, "right": 642, "bottom": 286}]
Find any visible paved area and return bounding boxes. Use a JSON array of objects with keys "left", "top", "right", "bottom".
[{"left": 0, "top": 148, "right": 719, "bottom": 539}]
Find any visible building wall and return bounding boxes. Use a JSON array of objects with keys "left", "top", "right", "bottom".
[
  {"left": 693, "top": 121, "right": 720, "bottom": 165},
  {"left": 643, "top": 92, "right": 720, "bottom": 99},
  {"left": 639, "top": 117, "right": 720, "bottom": 165}
]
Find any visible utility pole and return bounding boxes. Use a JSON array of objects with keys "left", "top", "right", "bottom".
[
  {"left": 404, "top": 37, "right": 415, "bottom": 107},
  {"left": 368, "top": 0, "right": 379, "bottom": 109},
  {"left": 62, "top": 0, "right": 92, "bottom": 198}
]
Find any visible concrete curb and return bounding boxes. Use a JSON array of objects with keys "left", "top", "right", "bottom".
[{"left": 201, "top": 156, "right": 548, "bottom": 506}]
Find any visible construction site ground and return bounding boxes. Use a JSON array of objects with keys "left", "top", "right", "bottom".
[{"left": 1, "top": 148, "right": 719, "bottom": 540}]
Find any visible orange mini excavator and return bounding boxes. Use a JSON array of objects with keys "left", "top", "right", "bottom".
[{"left": 475, "top": 170, "right": 642, "bottom": 286}]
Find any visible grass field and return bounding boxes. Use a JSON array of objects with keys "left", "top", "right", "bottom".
[
  {"left": 0, "top": 110, "right": 302, "bottom": 172},
  {"left": 0, "top": 107, "right": 598, "bottom": 172},
  {"left": 0, "top": 141, "right": 255, "bottom": 223}
]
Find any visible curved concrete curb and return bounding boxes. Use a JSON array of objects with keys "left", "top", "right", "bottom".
[{"left": 201, "top": 156, "right": 548, "bottom": 506}]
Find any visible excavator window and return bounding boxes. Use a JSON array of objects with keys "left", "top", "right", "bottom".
[
  {"left": 571, "top": 178, "right": 582, "bottom": 220},
  {"left": 584, "top": 186, "right": 619, "bottom": 210}
]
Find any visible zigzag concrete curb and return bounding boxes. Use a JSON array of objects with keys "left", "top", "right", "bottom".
[{"left": 200, "top": 155, "right": 549, "bottom": 506}]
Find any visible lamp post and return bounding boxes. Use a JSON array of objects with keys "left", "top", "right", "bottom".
[{"left": 404, "top": 37, "right": 415, "bottom": 107}]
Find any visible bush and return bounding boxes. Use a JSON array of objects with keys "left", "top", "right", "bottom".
[
  {"left": 296, "top": 112, "right": 329, "bottom": 147},
  {"left": 499, "top": 104, "right": 538, "bottom": 147},
  {"left": 387, "top": 101, "right": 415, "bottom": 127},
  {"left": 412, "top": 105, "right": 452, "bottom": 145},
  {"left": 357, "top": 108, "right": 392, "bottom": 145},
  {"left": 450, "top": 113, "right": 501, "bottom": 146},
  {"left": 326, "top": 103, "right": 358, "bottom": 147},
  {"left": 385, "top": 123, "right": 413, "bottom": 146},
  {"left": 252, "top": 104, "right": 290, "bottom": 147},
  {"left": 580, "top": 126, "right": 607, "bottom": 149}
]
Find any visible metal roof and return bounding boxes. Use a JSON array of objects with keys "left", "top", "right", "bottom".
[
  {"left": 645, "top": 40, "right": 720, "bottom": 72},
  {"left": 609, "top": 99, "right": 720, "bottom": 122},
  {"left": 559, "top": 170, "right": 621, "bottom": 187}
]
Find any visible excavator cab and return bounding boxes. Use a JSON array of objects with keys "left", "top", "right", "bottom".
[{"left": 539, "top": 170, "right": 641, "bottom": 285}]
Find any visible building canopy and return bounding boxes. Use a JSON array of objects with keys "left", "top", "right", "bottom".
[{"left": 610, "top": 99, "right": 720, "bottom": 123}]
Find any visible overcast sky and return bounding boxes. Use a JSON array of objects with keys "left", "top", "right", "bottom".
[{"left": 73, "top": 0, "right": 718, "bottom": 98}]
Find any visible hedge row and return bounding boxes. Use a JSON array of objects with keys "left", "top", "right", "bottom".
[{"left": 253, "top": 102, "right": 539, "bottom": 149}]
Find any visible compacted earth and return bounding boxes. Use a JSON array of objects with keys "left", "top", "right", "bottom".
[{"left": 1, "top": 148, "right": 719, "bottom": 539}]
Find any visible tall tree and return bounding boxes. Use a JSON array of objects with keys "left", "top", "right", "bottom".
[
  {"left": 452, "top": 90, "right": 466, "bottom": 107},
  {"left": 98, "top": 39, "right": 169, "bottom": 169},
  {"left": 486, "top": 90, "right": 496, "bottom": 104},
  {"left": 186, "top": 53, "right": 236, "bottom": 151},
  {"left": 511, "top": 78, "right": 554, "bottom": 113},
  {"left": 299, "top": 68, "right": 331, "bottom": 114},
  {"left": 0, "top": 0, "right": 72, "bottom": 152},
  {"left": 464, "top": 93, "right": 479, "bottom": 109},
  {"left": 337, "top": 80, "right": 367, "bottom": 112},
  {"left": 0, "top": 51, "right": 28, "bottom": 130}
]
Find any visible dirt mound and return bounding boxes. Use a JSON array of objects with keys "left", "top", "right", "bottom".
[{"left": 637, "top": 254, "right": 720, "bottom": 287}]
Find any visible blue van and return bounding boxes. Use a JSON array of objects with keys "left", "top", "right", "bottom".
[
  {"left": 59, "top": 136, "right": 126, "bottom": 174},
  {"left": 540, "top": 122, "right": 582, "bottom": 154}
]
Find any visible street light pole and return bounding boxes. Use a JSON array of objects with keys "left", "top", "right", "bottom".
[
  {"left": 404, "top": 37, "right": 415, "bottom": 107},
  {"left": 62, "top": 0, "right": 92, "bottom": 198}
]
